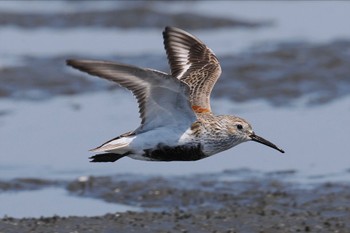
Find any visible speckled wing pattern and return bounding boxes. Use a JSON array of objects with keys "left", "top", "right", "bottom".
[
  {"left": 163, "top": 26, "right": 222, "bottom": 114},
  {"left": 66, "top": 60, "right": 196, "bottom": 131}
]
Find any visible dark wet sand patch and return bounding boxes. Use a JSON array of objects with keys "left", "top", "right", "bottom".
[
  {"left": 0, "top": 6, "right": 266, "bottom": 30},
  {"left": 0, "top": 171, "right": 349, "bottom": 232},
  {"left": 2, "top": 40, "right": 350, "bottom": 106},
  {"left": 0, "top": 178, "right": 63, "bottom": 192}
]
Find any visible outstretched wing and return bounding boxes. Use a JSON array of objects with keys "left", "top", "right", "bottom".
[
  {"left": 163, "top": 26, "right": 222, "bottom": 114},
  {"left": 67, "top": 60, "right": 196, "bottom": 131}
]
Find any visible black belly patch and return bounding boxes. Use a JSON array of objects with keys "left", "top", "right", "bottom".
[{"left": 143, "top": 144, "right": 206, "bottom": 161}]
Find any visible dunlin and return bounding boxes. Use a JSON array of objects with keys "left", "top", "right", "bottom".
[{"left": 67, "top": 26, "right": 284, "bottom": 162}]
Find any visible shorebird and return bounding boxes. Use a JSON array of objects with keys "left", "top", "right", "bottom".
[{"left": 67, "top": 26, "right": 284, "bottom": 162}]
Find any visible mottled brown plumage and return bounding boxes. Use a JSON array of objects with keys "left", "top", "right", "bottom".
[{"left": 163, "top": 27, "right": 221, "bottom": 114}]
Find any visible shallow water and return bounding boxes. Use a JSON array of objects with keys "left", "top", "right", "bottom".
[
  {"left": 0, "top": 187, "right": 139, "bottom": 218},
  {"left": 1, "top": 1, "right": 350, "bottom": 218},
  {"left": 0, "top": 92, "right": 349, "bottom": 182}
]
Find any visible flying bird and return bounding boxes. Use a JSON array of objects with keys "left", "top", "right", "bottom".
[{"left": 67, "top": 26, "right": 284, "bottom": 163}]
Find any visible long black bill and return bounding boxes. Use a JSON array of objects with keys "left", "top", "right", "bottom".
[{"left": 250, "top": 134, "right": 285, "bottom": 153}]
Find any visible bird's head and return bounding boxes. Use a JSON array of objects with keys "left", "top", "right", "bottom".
[{"left": 227, "top": 117, "right": 284, "bottom": 153}]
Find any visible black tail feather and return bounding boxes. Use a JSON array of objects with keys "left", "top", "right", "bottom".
[{"left": 89, "top": 153, "right": 125, "bottom": 162}]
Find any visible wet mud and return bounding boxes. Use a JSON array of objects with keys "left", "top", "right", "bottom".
[
  {"left": 0, "top": 5, "right": 265, "bottom": 30},
  {"left": 0, "top": 178, "right": 63, "bottom": 192},
  {"left": 2, "top": 40, "right": 350, "bottom": 106},
  {"left": 1, "top": 171, "right": 350, "bottom": 232}
]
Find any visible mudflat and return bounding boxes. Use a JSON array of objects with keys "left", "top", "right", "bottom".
[{"left": 1, "top": 171, "right": 349, "bottom": 233}]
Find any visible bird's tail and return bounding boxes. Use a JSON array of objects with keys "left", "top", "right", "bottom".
[
  {"left": 89, "top": 132, "right": 135, "bottom": 154},
  {"left": 89, "top": 153, "right": 126, "bottom": 162}
]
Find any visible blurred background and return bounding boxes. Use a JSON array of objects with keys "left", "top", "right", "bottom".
[{"left": 0, "top": 1, "right": 350, "bottom": 217}]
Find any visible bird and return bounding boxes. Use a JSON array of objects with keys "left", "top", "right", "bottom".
[{"left": 66, "top": 26, "right": 284, "bottom": 163}]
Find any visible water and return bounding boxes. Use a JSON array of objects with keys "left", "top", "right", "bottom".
[
  {"left": 1, "top": 1, "right": 350, "bottom": 217},
  {"left": 1, "top": 92, "right": 349, "bottom": 182},
  {"left": 0, "top": 187, "right": 139, "bottom": 218}
]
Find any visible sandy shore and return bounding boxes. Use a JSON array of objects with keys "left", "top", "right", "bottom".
[{"left": 1, "top": 172, "right": 349, "bottom": 233}]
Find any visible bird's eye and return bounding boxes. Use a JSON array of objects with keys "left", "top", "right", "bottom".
[{"left": 236, "top": 124, "right": 243, "bottom": 130}]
